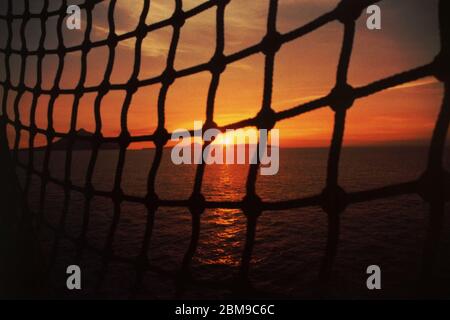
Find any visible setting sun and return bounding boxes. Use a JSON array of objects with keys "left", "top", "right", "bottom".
[{"left": 212, "top": 129, "right": 260, "bottom": 146}]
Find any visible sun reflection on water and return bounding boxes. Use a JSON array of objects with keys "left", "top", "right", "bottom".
[{"left": 197, "top": 207, "right": 245, "bottom": 267}]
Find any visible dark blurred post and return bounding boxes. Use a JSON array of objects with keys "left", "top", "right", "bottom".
[
  {"left": 0, "top": 120, "right": 44, "bottom": 299},
  {"left": 419, "top": 0, "right": 450, "bottom": 296}
]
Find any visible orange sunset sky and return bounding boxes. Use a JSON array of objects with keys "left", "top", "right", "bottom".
[{"left": 1, "top": 0, "right": 447, "bottom": 149}]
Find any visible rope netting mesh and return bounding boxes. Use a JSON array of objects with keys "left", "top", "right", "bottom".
[{"left": 0, "top": 0, "right": 449, "bottom": 297}]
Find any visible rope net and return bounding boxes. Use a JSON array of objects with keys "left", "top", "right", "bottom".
[{"left": 0, "top": 0, "right": 449, "bottom": 298}]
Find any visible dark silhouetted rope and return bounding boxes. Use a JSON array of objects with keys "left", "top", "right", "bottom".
[{"left": 0, "top": 0, "right": 449, "bottom": 297}]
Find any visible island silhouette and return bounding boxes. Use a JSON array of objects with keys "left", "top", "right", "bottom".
[{"left": 33, "top": 129, "right": 119, "bottom": 150}]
